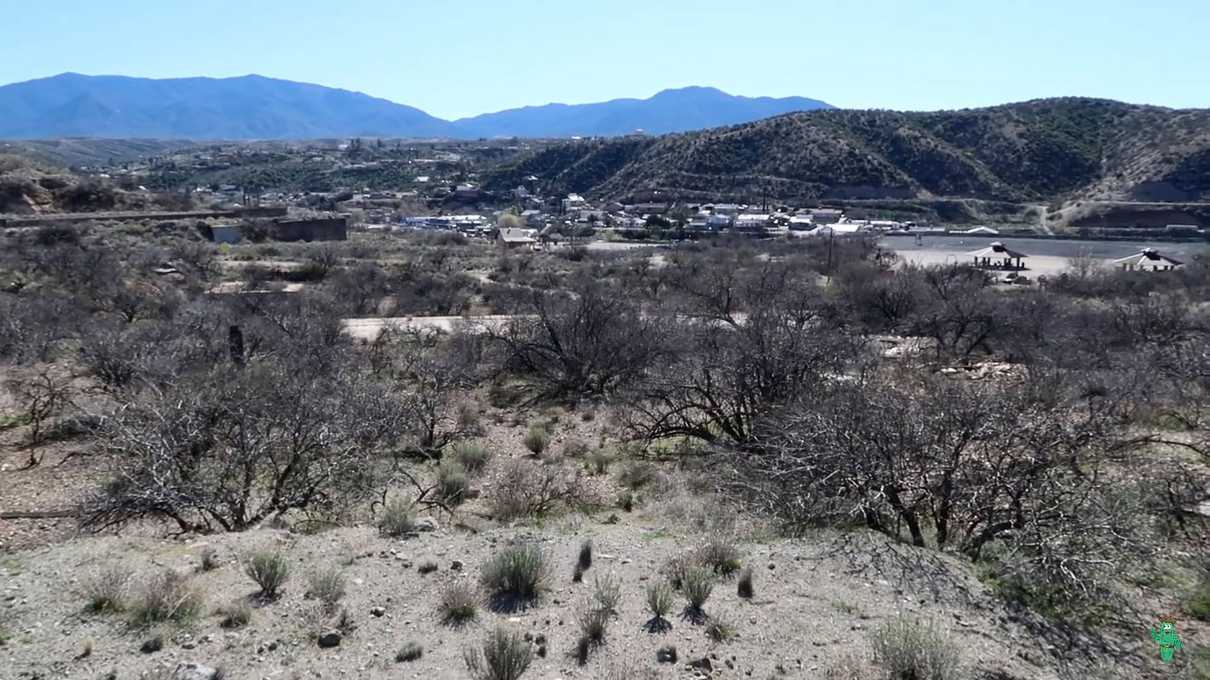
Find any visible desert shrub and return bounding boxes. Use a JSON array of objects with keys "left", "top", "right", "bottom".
[
  {"left": 489, "top": 459, "right": 586, "bottom": 521},
  {"left": 245, "top": 550, "right": 291, "bottom": 599},
  {"left": 199, "top": 546, "right": 220, "bottom": 572},
  {"left": 396, "top": 641, "right": 424, "bottom": 662},
  {"left": 681, "top": 567, "right": 714, "bottom": 616},
  {"left": 306, "top": 567, "right": 346, "bottom": 609},
  {"left": 84, "top": 567, "right": 130, "bottom": 614},
  {"left": 563, "top": 437, "right": 590, "bottom": 458},
  {"left": 646, "top": 581, "right": 675, "bottom": 621},
  {"left": 464, "top": 627, "right": 533, "bottom": 680},
  {"left": 705, "top": 614, "right": 736, "bottom": 643},
  {"left": 378, "top": 497, "right": 417, "bottom": 537},
  {"left": 217, "top": 600, "right": 252, "bottom": 629},
  {"left": 129, "top": 570, "right": 204, "bottom": 627},
  {"left": 592, "top": 573, "right": 622, "bottom": 615},
  {"left": 439, "top": 581, "right": 481, "bottom": 627},
  {"left": 523, "top": 424, "right": 550, "bottom": 455},
  {"left": 616, "top": 460, "right": 657, "bottom": 490},
  {"left": 870, "top": 615, "right": 961, "bottom": 680},
  {"left": 81, "top": 358, "right": 404, "bottom": 533},
  {"left": 438, "top": 459, "right": 471, "bottom": 505},
  {"left": 695, "top": 541, "right": 742, "bottom": 577},
  {"left": 1190, "top": 572, "right": 1210, "bottom": 621},
  {"left": 578, "top": 600, "right": 614, "bottom": 643},
  {"left": 584, "top": 448, "right": 612, "bottom": 475},
  {"left": 481, "top": 543, "right": 550, "bottom": 606},
  {"left": 737, "top": 567, "right": 754, "bottom": 599},
  {"left": 578, "top": 539, "right": 593, "bottom": 572},
  {"left": 453, "top": 440, "right": 492, "bottom": 474}
]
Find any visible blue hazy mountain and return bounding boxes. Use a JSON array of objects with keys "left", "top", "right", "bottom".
[
  {"left": 452, "top": 86, "right": 833, "bottom": 138},
  {"left": 0, "top": 73, "right": 458, "bottom": 140},
  {"left": 0, "top": 74, "right": 833, "bottom": 140}
]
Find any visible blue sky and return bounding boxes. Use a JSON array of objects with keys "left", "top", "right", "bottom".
[{"left": 2, "top": 0, "right": 1207, "bottom": 119}]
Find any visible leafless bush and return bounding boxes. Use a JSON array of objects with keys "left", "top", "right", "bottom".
[
  {"left": 489, "top": 459, "right": 588, "bottom": 521},
  {"left": 82, "top": 359, "right": 407, "bottom": 533}
]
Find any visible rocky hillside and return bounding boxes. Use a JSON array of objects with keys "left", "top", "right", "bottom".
[{"left": 485, "top": 98, "right": 1210, "bottom": 205}]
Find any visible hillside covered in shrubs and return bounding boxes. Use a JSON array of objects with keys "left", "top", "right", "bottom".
[{"left": 486, "top": 98, "right": 1210, "bottom": 206}]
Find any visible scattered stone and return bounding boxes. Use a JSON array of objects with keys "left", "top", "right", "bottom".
[
  {"left": 657, "top": 645, "right": 679, "bottom": 663},
  {"left": 317, "top": 631, "right": 342, "bottom": 648},
  {"left": 450, "top": 560, "right": 464, "bottom": 571},
  {"left": 173, "top": 664, "right": 221, "bottom": 680},
  {"left": 418, "top": 562, "right": 438, "bottom": 575},
  {"left": 140, "top": 637, "right": 164, "bottom": 654},
  {"left": 688, "top": 657, "right": 713, "bottom": 672},
  {"left": 370, "top": 607, "right": 386, "bottom": 618},
  {"left": 416, "top": 518, "right": 439, "bottom": 532}
]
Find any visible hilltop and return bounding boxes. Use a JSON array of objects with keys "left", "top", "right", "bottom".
[{"left": 484, "top": 98, "right": 1210, "bottom": 207}]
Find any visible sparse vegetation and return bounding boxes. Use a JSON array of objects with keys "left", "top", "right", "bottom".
[
  {"left": 84, "top": 567, "right": 129, "bottom": 614},
  {"left": 523, "top": 424, "right": 550, "bottom": 455},
  {"left": 129, "top": 570, "right": 204, "bottom": 627},
  {"left": 217, "top": 600, "right": 252, "bottom": 629},
  {"left": 452, "top": 440, "right": 492, "bottom": 474},
  {"left": 244, "top": 550, "right": 291, "bottom": 600},
  {"left": 705, "top": 614, "right": 736, "bottom": 643},
  {"left": 464, "top": 627, "right": 533, "bottom": 680},
  {"left": 870, "top": 615, "right": 961, "bottom": 680},
  {"left": 481, "top": 543, "right": 550, "bottom": 607},
  {"left": 306, "top": 567, "right": 346, "bottom": 610},
  {"left": 439, "top": 582, "right": 481, "bottom": 627},
  {"left": 592, "top": 573, "right": 622, "bottom": 615},
  {"left": 199, "top": 546, "right": 220, "bottom": 572},
  {"left": 737, "top": 567, "right": 754, "bottom": 599},
  {"left": 438, "top": 459, "right": 470, "bottom": 505},
  {"left": 695, "top": 541, "right": 742, "bottom": 577},
  {"left": 681, "top": 567, "right": 714, "bottom": 620},
  {"left": 489, "top": 459, "right": 586, "bottom": 521},
  {"left": 396, "top": 641, "right": 424, "bottom": 662},
  {"left": 378, "top": 497, "right": 417, "bottom": 537}
]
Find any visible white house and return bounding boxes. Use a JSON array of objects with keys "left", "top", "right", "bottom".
[{"left": 562, "top": 193, "right": 588, "bottom": 213}]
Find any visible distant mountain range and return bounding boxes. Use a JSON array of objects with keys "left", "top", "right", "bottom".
[
  {"left": 483, "top": 98, "right": 1210, "bottom": 206},
  {"left": 0, "top": 73, "right": 833, "bottom": 140}
]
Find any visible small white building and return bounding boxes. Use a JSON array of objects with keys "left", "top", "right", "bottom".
[
  {"left": 809, "top": 208, "right": 844, "bottom": 225},
  {"left": 735, "top": 214, "right": 771, "bottom": 230},
  {"left": 1112, "top": 248, "right": 1183, "bottom": 272},
  {"left": 498, "top": 227, "right": 540, "bottom": 248},
  {"left": 562, "top": 193, "right": 588, "bottom": 213}
]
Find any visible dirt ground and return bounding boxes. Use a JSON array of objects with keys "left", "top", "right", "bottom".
[{"left": 1, "top": 395, "right": 1205, "bottom": 680}]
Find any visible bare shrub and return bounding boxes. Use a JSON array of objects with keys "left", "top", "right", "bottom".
[
  {"left": 245, "top": 550, "right": 291, "bottom": 599},
  {"left": 129, "top": 571, "right": 204, "bottom": 627},
  {"left": 84, "top": 567, "right": 129, "bottom": 614},
  {"left": 870, "top": 615, "right": 961, "bottom": 680},
  {"left": 439, "top": 581, "right": 481, "bottom": 627},
  {"left": 83, "top": 358, "right": 407, "bottom": 533},
  {"left": 464, "top": 627, "right": 533, "bottom": 680},
  {"left": 489, "top": 459, "right": 587, "bottom": 521}
]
